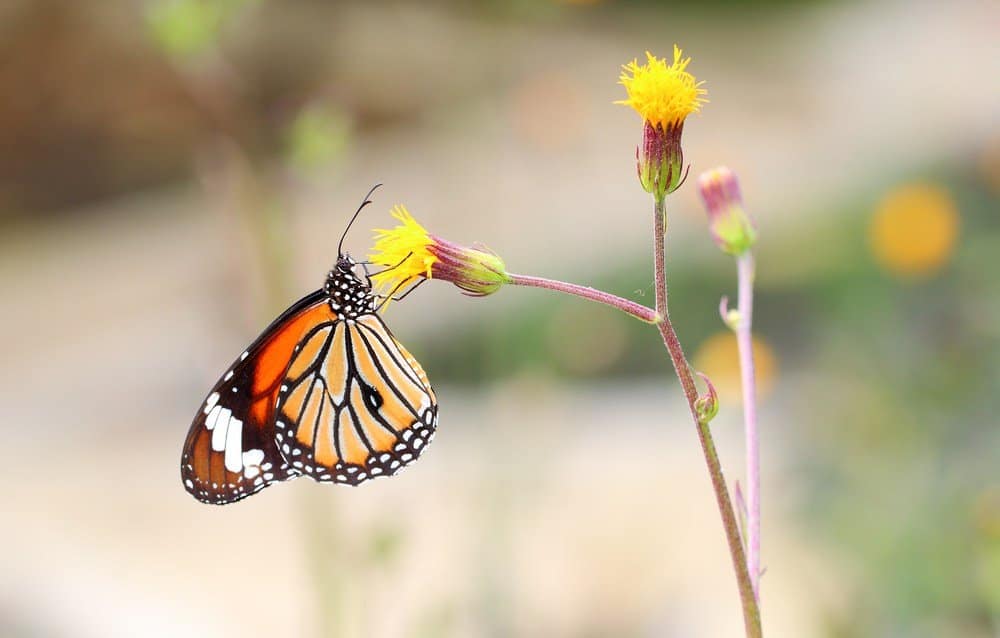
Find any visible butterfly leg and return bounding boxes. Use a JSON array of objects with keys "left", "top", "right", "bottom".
[
  {"left": 366, "top": 251, "right": 414, "bottom": 280},
  {"left": 375, "top": 278, "right": 425, "bottom": 311}
]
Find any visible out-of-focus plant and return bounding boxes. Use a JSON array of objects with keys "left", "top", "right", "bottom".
[
  {"left": 698, "top": 166, "right": 761, "bottom": 601},
  {"left": 784, "top": 169, "right": 997, "bottom": 637},
  {"left": 370, "top": 46, "right": 767, "bottom": 637},
  {"left": 146, "top": 0, "right": 258, "bottom": 60},
  {"left": 285, "top": 104, "right": 352, "bottom": 173},
  {"left": 145, "top": 4, "right": 375, "bottom": 637}
]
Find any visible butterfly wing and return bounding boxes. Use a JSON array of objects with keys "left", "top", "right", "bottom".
[
  {"left": 274, "top": 313, "right": 438, "bottom": 485},
  {"left": 181, "top": 290, "right": 339, "bottom": 504}
]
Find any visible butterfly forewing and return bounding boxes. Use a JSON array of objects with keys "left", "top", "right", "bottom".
[
  {"left": 274, "top": 313, "right": 438, "bottom": 485},
  {"left": 181, "top": 291, "right": 334, "bottom": 504}
]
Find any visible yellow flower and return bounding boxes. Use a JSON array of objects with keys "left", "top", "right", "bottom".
[
  {"left": 869, "top": 183, "right": 959, "bottom": 278},
  {"left": 617, "top": 46, "right": 706, "bottom": 200},
  {"left": 369, "top": 206, "right": 510, "bottom": 299},
  {"left": 370, "top": 206, "right": 437, "bottom": 288},
  {"left": 617, "top": 46, "right": 707, "bottom": 130},
  {"left": 693, "top": 331, "right": 777, "bottom": 401}
]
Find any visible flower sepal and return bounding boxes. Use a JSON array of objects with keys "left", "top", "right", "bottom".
[{"left": 637, "top": 121, "right": 689, "bottom": 201}]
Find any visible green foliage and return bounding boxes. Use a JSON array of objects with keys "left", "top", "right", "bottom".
[
  {"left": 146, "top": 0, "right": 257, "bottom": 59},
  {"left": 285, "top": 105, "right": 352, "bottom": 172},
  {"left": 366, "top": 522, "right": 405, "bottom": 567},
  {"left": 784, "top": 169, "right": 1000, "bottom": 636}
]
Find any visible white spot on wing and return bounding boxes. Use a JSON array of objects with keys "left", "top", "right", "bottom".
[
  {"left": 205, "top": 405, "right": 222, "bottom": 430},
  {"left": 224, "top": 370, "right": 234, "bottom": 382},
  {"left": 211, "top": 408, "right": 232, "bottom": 451},
  {"left": 223, "top": 417, "right": 244, "bottom": 473},
  {"left": 243, "top": 449, "right": 264, "bottom": 467},
  {"left": 204, "top": 392, "right": 220, "bottom": 414}
]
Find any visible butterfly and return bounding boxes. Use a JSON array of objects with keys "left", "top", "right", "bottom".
[{"left": 181, "top": 186, "right": 438, "bottom": 505}]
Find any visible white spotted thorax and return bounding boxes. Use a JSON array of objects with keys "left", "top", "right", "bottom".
[{"left": 323, "top": 254, "right": 376, "bottom": 317}]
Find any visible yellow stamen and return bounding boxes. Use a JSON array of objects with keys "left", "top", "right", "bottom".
[
  {"left": 616, "top": 45, "right": 707, "bottom": 129},
  {"left": 369, "top": 205, "right": 437, "bottom": 293}
]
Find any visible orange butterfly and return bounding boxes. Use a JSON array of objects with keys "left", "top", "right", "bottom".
[{"left": 181, "top": 187, "right": 437, "bottom": 505}]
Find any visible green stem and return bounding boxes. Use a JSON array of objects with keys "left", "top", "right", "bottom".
[{"left": 653, "top": 197, "right": 763, "bottom": 638}]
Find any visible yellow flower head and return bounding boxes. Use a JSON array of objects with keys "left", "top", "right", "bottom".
[
  {"left": 617, "top": 46, "right": 707, "bottom": 130},
  {"left": 369, "top": 206, "right": 510, "bottom": 300},
  {"left": 370, "top": 206, "right": 437, "bottom": 290}
]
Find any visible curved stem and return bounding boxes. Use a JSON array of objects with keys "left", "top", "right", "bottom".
[
  {"left": 736, "top": 253, "right": 760, "bottom": 600},
  {"left": 508, "top": 273, "right": 659, "bottom": 324},
  {"left": 653, "top": 198, "right": 763, "bottom": 638}
]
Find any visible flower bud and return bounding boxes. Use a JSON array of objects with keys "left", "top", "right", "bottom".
[
  {"left": 698, "top": 167, "right": 757, "bottom": 256},
  {"left": 695, "top": 372, "right": 720, "bottom": 423}
]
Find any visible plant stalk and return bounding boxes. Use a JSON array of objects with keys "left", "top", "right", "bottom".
[
  {"left": 736, "top": 252, "right": 760, "bottom": 600},
  {"left": 508, "top": 273, "right": 659, "bottom": 324},
  {"left": 652, "top": 198, "right": 763, "bottom": 638}
]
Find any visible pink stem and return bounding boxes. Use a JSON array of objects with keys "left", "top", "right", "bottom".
[
  {"left": 736, "top": 253, "right": 760, "bottom": 600},
  {"left": 653, "top": 199, "right": 762, "bottom": 637},
  {"left": 508, "top": 273, "right": 659, "bottom": 324}
]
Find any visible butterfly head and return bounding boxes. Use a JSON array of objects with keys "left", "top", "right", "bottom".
[{"left": 325, "top": 254, "right": 375, "bottom": 317}]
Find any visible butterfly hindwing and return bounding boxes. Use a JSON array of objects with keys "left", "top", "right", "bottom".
[
  {"left": 181, "top": 291, "right": 336, "bottom": 504},
  {"left": 274, "top": 313, "right": 438, "bottom": 485}
]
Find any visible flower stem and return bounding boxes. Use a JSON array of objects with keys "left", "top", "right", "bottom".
[
  {"left": 652, "top": 198, "right": 763, "bottom": 638},
  {"left": 736, "top": 252, "right": 760, "bottom": 600},
  {"left": 508, "top": 273, "right": 659, "bottom": 324}
]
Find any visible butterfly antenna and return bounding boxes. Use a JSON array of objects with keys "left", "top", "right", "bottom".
[{"left": 338, "top": 183, "right": 382, "bottom": 257}]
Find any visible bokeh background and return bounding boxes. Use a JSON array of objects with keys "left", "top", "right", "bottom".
[{"left": 2, "top": 0, "right": 998, "bottom": 636}]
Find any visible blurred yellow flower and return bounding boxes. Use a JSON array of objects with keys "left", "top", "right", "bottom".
[
  {"left": 616, "top": 46, "right": 707, "bottom": 130},
  {"left": 693, "top": 331, "right": 776, "bottom": 401},
  {"left": 869, "top": 183, "right": 959, "bottom": 277}
]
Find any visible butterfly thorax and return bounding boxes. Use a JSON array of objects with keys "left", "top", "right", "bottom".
[{"left": 324, "top": 256, "right": 375, "bottom": 317}]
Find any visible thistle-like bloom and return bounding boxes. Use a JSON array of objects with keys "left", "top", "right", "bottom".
[
  {"left": 698, "top": 166, "right": 757, "bottom": 256},
  {"left": 617, "top": 46, "right": 707, "bottom": 200},
  {"left": 369, "top": 206, "right": 511, "bottom": 298}
]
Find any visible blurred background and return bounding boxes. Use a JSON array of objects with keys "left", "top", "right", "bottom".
[{"left": 1, "top": 0, "right": 998, "bottom": 636}]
